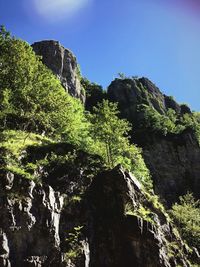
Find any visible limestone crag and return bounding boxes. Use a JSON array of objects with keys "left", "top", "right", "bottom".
[
  {"left": 107, "top": 77, "right": 198, "bottom": 205},
  {"left": 135, "top": 129, "right": 200, "bottom": 206},
  {"left": 107, "top": 77, "right": 191, "bottom": 124},
  {"left": 32, "top": 41, "right": 85, "bottom": 102}
]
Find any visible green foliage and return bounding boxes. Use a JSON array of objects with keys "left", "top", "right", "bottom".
[
  {"left": 89, "top": 100, "right": 152, "bottom": 189},
  {"left": 141, "top": 105, "right": 177, "bottom": 135},
  {"left": 81, "top": 77, "right": 106, "bottom": 111},
  {"left": 141, "top": 105, "right": 200, "bottom": 143},
  {"left": 89, "top": 100, "right": 131, "bottom": 167},
  {"left": 180, "top": 113, "right": 200, "bottom": 142},
  {"left": 0, "top": 27, "right": 153, "bottom": 190},
  {"left": 125, "top": 202, "right": 155, "bottom": 224},
  {"left": 5, "top": 165, "right": 33, "bottom": 180},
  {"left": 0, "top": 130, "right": 52, "bottom": 181},
  {"left": 0, "top": 130, "right": 52, "bottom": 157},
  {"left": 65, "top": 225, "right": 84, "bottom": 261},
  {"left": 117, "top": 72, "right": 127, "bottom": 79},
  {"left": 0, "top": 27, "right": 87, "bottom": 145},
  {"left": 170, "top": 193, "right": 200, "bottom": 249}
]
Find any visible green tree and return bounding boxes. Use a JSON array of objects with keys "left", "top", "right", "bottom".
[
  {"left": 0, "top": 27, "right": 87, "bottom": 144},
  {"left": 81, "top": 77, "right": 106, "bottom": 111},
  {"left": 171, "top": 193, "right": 200, "bottom": 248},
  {"left": 89, "top": 100, "right": 152, "bottom": 188},
  {"left": 89, "top": 100, "right": 131, "bottom": 167},
  {"left": 117, "top": 72, "right": 126, "bottom": 79}
]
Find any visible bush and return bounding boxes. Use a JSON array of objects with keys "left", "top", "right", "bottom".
[
  {"left": 170, "top": 193, "right": 200, "bottom": 249},
  {"left": 0, "top": 27, "right": 87, "bottom": 145}
]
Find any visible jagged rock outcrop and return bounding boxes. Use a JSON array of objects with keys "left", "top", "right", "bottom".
[
  {"left": 0, "top": 142, "right": 103, "bottom": 267},
  {"left": 107, "top": 77, "right": 199, "bottom": 206},
  {"left": 0, "top": 180, "right": 64, "bottom": 267},
  {"left": 86, "top": 167, "right": 191, "bottom": 267},
  {"left": 32, "top": 41, "right": 85, "bottom": 103},
  {"left": 107, "top": 77, "right": 191, "bottom": 124},
  {"left": 0, "top": 138, "right": 193, "bottom": 267}
]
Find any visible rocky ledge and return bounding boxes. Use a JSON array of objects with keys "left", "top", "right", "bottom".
[{"left": 0, "top": 141, "right": 194, "bottom": 267}]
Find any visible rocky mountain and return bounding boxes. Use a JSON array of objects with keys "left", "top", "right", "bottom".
[
  {"left": 107, "top": 77, "right": 191, "bottom": 124},
  {"left": 107, "top": 77, "right": 200, "bottom": 206},
  {"left": 32, "top": 41, "right": 85, "bottom": 103},
  {"left": 1, "top": 34, "right": 200, "bottom": 267}
]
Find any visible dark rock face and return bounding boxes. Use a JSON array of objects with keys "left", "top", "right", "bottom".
[
  {"left": 0, "top": 147, "right": 192, "bottom": 267},
  {"left": 32, "top": 40, "right": 85, "bottom": 103},
  {"left": 0, "top": 181, "right": 64, "bottom": 267},
  {"left": 107, "top": 77, "right": 191, "bottom": 124},
  {"left": 135, "top": 130, "right": 200, "bottom": 206},
  {"left": 107, "top": 77, "right": 197, "bottom": 205},
  {"left": 86, "top": 168, "right": 190, "bottom": 267},
  {"left": 164, "top": 95, "right": 181, "bottom": 114},
  {"left": 0, "top": 143, "right": 102, "bottom": 267}
]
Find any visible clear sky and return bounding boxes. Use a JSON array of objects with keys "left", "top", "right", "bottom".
[{"left": 1, "top": 0, "right": 200, "bottom": 110}]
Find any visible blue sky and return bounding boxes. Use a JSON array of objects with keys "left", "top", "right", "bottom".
[{"left": 1, "top": 0, "right": 200, "bottom": 110}]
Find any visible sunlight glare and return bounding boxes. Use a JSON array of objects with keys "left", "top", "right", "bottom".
[{"left": 33, "top": 0, "right": 91, "bottom": 21}]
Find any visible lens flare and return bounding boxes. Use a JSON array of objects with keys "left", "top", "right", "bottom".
[
  {"left": 163, "top": 0, "right": 200, "bottom": 18},
  {"left": 33, "top": 0, "right": 91, "bottom": 22}
]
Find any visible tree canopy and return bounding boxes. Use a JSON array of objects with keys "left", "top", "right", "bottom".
[
  {"left": 89, "top": 100, "right": 152, "bottom": 188},
  {"left": 171, "top": 193, "right": 200, "bottom": 249},
  {"left": 0, "top": 27, "right": 152, "bottom": 189},
  {"left": 0, "top": 26, "right": 86, "bottom": 144}
]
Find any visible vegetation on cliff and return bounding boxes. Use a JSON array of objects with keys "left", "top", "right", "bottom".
[
  {"left": 0, "top": 26, "right": 200, "bottom": 266},
  {"left": 141, "top": 104, "right": 200, "bottom": 142},
  {"left": 171, "top": 193, "right": 200, "bottom": 249},
  {"left": 0, "top": 26, "right": 151, "bottom": 189}
]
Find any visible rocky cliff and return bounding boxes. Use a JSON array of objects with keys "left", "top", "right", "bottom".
[
  {"left": 107, "top": 77, "right": 199, "bottom": 206},
  {"left": 0, "top": 140, "right": 193, "bottom": 266},
  {"left": 108, "top": 77, "right": 191, "bottom": 122},
  {"left": 134, "top": 129, "right": 200, "bottom": 206},
  {"left": 32, "top": 41, "right": 85, "bottom": 103},
  {"left": 1, "top": 35, "right": 200, "bottom": 267}
]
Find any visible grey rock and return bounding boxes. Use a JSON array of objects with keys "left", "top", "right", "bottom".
[
  {"left": 0, "top": 179, "right": 65, "bottom": 266},
  {"left": 86, "top": 167, "right": 191, "bottom": 267},
  {"left": 107, "top": 77, "right": 198, "bottom": 205},
  {"left": 135, "top": 130, "right": 200, "bottom": 206},
  {"left": 0, "top": 161, "right": 192, "bottom": 266},
  {"left": 164, "top": 95, "right": 181, "bottom": 114},
  {"left": 0, "top": 231, "right": 11, "bottom": 267},
  {"left": 107, "top": 77, "right": 189, "bottom": 124},
  {"left": 5, "top": 172, "right": 14, "bottom": 191},
  {"left": 107, "top": 77, "right": 166, "bottom": 124},
  {"left": 32, "top": 40, "right": 85, "bottom": 103}
]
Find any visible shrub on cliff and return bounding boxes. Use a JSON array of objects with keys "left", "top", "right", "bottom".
[
  {"left": 171, "top": 193, "right": 200, "bottom": 249},
  {"left": 89, "top": 100, "right": 152, "bottom": 189},
  {"left": 141, "top": 105, "right": 177, "bottom": 135},
  {"left": 141, "top": 104, "right": 200, "bottom": 142}
]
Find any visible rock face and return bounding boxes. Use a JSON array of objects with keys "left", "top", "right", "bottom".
[
  {"left": 107, "top": 77, "right": 199, "bottom": 206},
  {"left": 0, "top": 180, "right": 64, "bottom": 267},
  {"left": 135, "top": 130, "right": 200, "bottom": 206},
  {"left": 86, "top": 168, "right": 191, "bottom": 267},
  {"left": 0, "top": 142, "right": 192, "bottom": 267},
  {"left": 32, "top": 40, "right": 85, "bottom": 103},
  {"left": 107, "top": 77, "right": 191, "bottom": 124}
]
